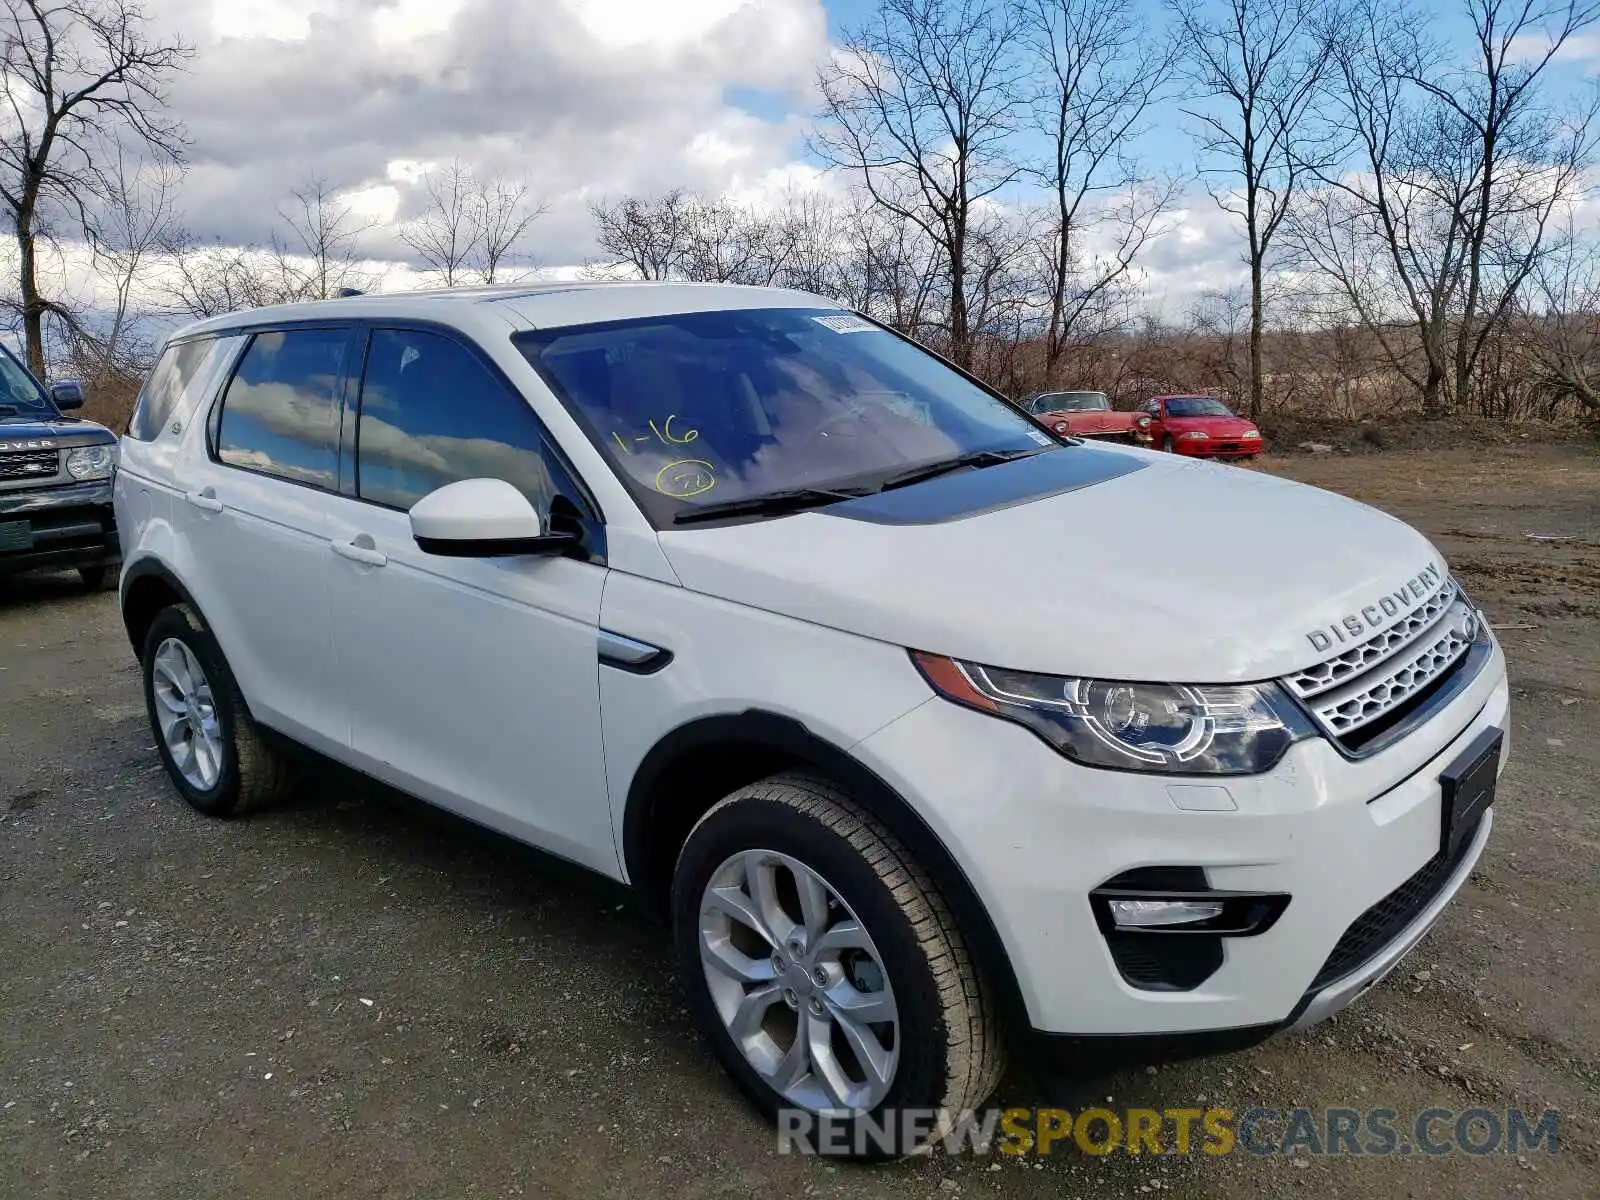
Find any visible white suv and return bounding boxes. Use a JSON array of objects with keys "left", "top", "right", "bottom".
[{"left": 115, "top": 283, "right": 1508, "bottom": 1153}]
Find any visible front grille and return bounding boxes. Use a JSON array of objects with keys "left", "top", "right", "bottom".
[
  {"left": 0, "top": 451, "right": 59, "bottom": 481},
  {"left": 1309, "top": 830, "right": 1477, "bottom": 990},
  {"left": 1282, "top": 579, "right": 1477, "bottom": 748},
  {"left": 1286, "top": 579, "right": 1460, "bottom": 697}
]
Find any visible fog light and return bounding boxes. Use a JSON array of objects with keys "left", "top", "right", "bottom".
[{"left": 1108, "top": 899, "right": 1225, "bottom": 929}]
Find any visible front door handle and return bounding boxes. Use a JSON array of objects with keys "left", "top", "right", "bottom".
[
  {"left": 330, "top": 536, "right": 388, "bottom": 568},
  {"left": 184, "top": 488, "right": 224, "bottom": 513}
]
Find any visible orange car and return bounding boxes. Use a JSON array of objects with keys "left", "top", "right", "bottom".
[{"left": 1022, "top": 391, "right": 1153, "bottom": 445}]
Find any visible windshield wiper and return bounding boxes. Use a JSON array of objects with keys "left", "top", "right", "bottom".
[
  {"left": 672, "top": 485, "right": 873, "bottom": 525},
  {"left": 671, "top": 447, "right": 1048, "bottom": 525},
  {"left": 874, "top": 446, "right": 1044, "bottom": 493}
]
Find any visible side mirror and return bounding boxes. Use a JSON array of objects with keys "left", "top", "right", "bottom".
[
  {"left": 50, "top": 380, "right": 85, "bottom": 410},
  {"left": 409, "top": 478, "right": 574, "bottom": 557}
]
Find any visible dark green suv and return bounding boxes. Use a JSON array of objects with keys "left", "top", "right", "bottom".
[{"left": 0, "top": 341, "right": 119, "bottom": 588}]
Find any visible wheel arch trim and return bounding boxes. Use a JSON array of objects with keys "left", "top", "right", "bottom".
[
  {"left": 120, "top": 555, "right": 203, "bottom": 655},
  {"left": 622, "top": 709, "right": 1029, "bottom": 1038}
]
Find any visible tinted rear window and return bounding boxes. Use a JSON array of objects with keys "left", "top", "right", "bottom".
[
  {"left": 215, "top": 329, "right": 348, "bottom": 488},
  {"left": 129, "top": 336, "right": 242, "bottom": 441}
]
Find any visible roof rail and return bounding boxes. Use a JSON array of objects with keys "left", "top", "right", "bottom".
[{"left": 332, "top": 287, "right": 364, "bottom": 298}]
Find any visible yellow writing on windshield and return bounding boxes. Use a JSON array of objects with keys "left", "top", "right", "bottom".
[
  {"left": 655, "top": 459, "right": 716, "bottom": 498},
  {"left": 612, "top": 414, "right": 699, "bottom": 454}
]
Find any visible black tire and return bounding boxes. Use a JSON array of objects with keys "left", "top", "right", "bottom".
[
  {"left": 140, "top": 603, "right": 295, "bottom": 817},
  {"left": 77, "top": 564, "right": 110, "bottom": 590},
  {"left": 1162, "top": 435, "right": 1175, "bottom": 453},
  {"left": 672, "top": 772, "right": 1005, "bottom": 1159}
]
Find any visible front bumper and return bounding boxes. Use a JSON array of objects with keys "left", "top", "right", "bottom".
[
  {"left": 1074, "top": 430, "right": 1154, "bottom": 445},
  {"left": 856, "top": 636, "right": 1508, "bottom": 1040},
  {"left": 1172, "top": 437, "right": 1262, "bottom": 458},
  {"left": 0, "top": 479, "right": 119, "bottom": 576}
]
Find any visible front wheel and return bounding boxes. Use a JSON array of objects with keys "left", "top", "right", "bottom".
[
  {"left": 1162, "top": 435, "right": 1176, "bottom": 453},
  {"left": 672, "top": 773, "right": 1004, "bottom": 1158}
]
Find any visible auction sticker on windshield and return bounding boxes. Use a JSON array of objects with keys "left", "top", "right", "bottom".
[{"left": 812, "top": 313, "right": 878, "bottom": 334}]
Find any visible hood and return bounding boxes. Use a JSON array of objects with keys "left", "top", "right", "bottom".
[
  {"left": 1166, "top": 414, "right": 1258, "bottom": 436},
  {"left": 657, "top": 447, "right": 1442, "bottom": 682},
  {"left": 0, "top": 415, "right": 114, "bottom": 449}
]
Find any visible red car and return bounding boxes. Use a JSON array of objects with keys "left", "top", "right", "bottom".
[
  {"left": 1140, "top": 395, "right": 1264, "bottom": 461},
  {"left": 1022, "top": 391, "right": 1153, "bottom": 445}
]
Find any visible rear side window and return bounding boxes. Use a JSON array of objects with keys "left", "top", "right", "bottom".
[
  {"left": 129, "top": 336, "right": 243, "bottom": 441},
  {"left": 215, "top": 328, "right": 348, "bottom": 489},
  {"left": 354, "top": 328, "right": 556, "bottom": 512}
]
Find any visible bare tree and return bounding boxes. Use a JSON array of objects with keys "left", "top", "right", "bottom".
[
  {"left": 401, "top": 160, "right": 544, "bottom": 285},
  {"left": 157, "top": 239, "right": 305, "bottom": 318},
  {"left": 679, "top": 197, "right": 790, "bottom": 285},
  {"left": 589, "top": 190, "right": 812, "bottom": 288},
  {"left": 473, "top": 172, "right": 543, "bottom": 283},
  {"left": 1169, "top": 0, "right": 1333, "bottom": 418},
  {"left": 276, "top": 177, "right": 377, "bottom": 300},
  {"left": 1290, "top": 0, "right": 1599, "bottom": 414},
  {"left": 1187, "top": 285, "right": 1252, "bottom": 408},
  {"left": 400, "top": 159, "right": 475, "bottom": 285},
  {"left": 1411, "top": 0, "right": 1600, "bottom": 408},
  {"left": 834, "top": 197, "right": 943, "bottom": 334},
  {"left": 0, "top": 0, "right": 190, "bottom": 375},
  {"left": 1021, "top": 0, "right": 1178, "bottom": 383},
  {"left": 1521, "top": 221, "right": 1600, "bottom": 421},
  {"left": 159, "top": 178, "right": 375, "bottom": 318},
  {"left": 588, "top": 189, "right": 699, "bottom": 280},
  {"left": 813, "top": 0, "right": 1025, "bottom": 369},
  {"left": 82, "top": 147, "right": 177, "bottom": 372}
]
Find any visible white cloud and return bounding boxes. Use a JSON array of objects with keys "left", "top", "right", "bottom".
[
  {"left": 1507, "top": 30, "right": 1600, "bottom": 64},
  {"left": 149, "top": 0, "right": 830, "bottom": 267},
  {"left": 567, "top": 0, "right": 749, "bottom": 49},
  {"left": 209, "top": 0, "right": 316, "bottom": 41}
]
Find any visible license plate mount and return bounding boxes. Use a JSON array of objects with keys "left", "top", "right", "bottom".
[
  {"left": 0, "top": 520, "right": 34, "bottom": 551},
  {"left": 1440, "top": 727, "right": 1501, "bottom": 859}
]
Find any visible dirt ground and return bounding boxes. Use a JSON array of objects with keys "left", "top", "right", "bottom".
[{"left": 1, "top": 441, "right": 1596, "bottom": 1199}]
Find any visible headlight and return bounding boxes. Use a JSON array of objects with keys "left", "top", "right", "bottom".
[
  {"left": 911, "top": 653, "right": 1316, "bottom": 775},
  {"left": 1178, "top": 431, "right": 1209, "bottom": 441},
  {"left": 1242, "top": 430, "right": 1261, "bottom": 439},
  {"left": 65, "top": 445, "right": 116, "bottom": 480},
  {"left": 1135, "top": 415, "right": 1153, "bottom": 429}
]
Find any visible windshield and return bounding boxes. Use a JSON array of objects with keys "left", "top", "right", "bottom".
[
  {"left": 515, "top": 308, "right": 1054, "bottom": 525},
  {"left": 1037, "top": 391, "right": 1109, "bottom": 413},
  {"left": 1166, "top": 396, "right": 1234, "bottom": 417},
  {"left": 0, "top": 344, "right": 53, "bottom": 421}
]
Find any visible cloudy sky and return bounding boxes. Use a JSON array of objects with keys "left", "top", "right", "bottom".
[
  {"left": 157, "top": 1, "right": 837, "bottom": 258},
  {"left": 122, "top": 0, "right": 1244, "bottom": 311},
  {"left": 23, "top": 0, "right": 1600, "bottom": 321}
]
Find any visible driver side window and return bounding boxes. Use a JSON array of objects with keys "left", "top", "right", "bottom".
[{"left": 354, "top": 328, "right": 559, "bottom": 513}]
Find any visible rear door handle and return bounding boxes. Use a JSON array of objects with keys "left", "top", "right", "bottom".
[
  {"left": 184, "top": 488, "right": 224, "bottom": 513},
  {"left": 330, "top": 537, "right": 388, "bottom": 568}
]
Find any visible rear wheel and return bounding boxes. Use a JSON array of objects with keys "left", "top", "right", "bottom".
[
  {"left": 672, "top": 772, "right": 1004, "bottom": 1158},
  {"left": 141, "top": 604, "right": 295, "bottom": 817}
]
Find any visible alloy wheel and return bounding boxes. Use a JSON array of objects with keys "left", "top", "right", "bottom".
[
  {"left": 150, "top": 637, "right": 224, "bottom": 791},
  {"left": 698, "top": 849, "right": 900, "bottom": 1114}
]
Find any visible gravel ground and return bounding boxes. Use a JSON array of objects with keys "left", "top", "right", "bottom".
[{"left": 2, "top": 442, "right": 1596, "bottom": 1199}]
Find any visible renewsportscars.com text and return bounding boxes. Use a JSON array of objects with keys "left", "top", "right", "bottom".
[{"left": 777, "top": 1105, "right": 1561, "bottom": 1158}]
